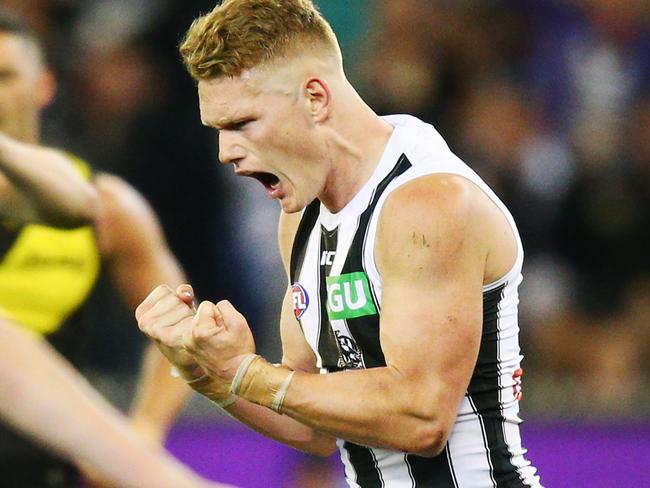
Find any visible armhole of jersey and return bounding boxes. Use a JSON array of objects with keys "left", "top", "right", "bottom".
[
  {"left": 289, "top": 200, "right": 321, "bottom": 284},
  {"left": 478, "top": 187, "right": 524, "bottom": 292}
]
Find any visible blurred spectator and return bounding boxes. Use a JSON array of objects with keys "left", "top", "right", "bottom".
[{"left": 358, "top": 0, "right": 650, "bottom": 419}]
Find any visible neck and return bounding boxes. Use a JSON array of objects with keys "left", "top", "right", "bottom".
[
  {"left": 11, "top": 117, "right": 40, "bottom": 145},
  {"left": 319, "top": 86, "right": 393, "bottom": 213}
]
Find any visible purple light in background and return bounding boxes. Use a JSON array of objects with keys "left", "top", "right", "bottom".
[
  {"left": 521, "top": 421, "right": 650, "bottom": 488},
  {"left": 167, "top": 420, "right": 650, "bottom": 487}
]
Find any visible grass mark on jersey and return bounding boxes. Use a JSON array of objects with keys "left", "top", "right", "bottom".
[{"left": 326, "top": 272, "right": 377, "bottom": 320}]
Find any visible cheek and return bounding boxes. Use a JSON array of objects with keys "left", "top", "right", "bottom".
[{"left": 0, "top": 83, "right": 30, "bottom": 108}]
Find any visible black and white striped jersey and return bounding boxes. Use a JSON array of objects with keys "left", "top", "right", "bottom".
[{"left": 289, "top": 115, "right": 542, "bottom": 488}]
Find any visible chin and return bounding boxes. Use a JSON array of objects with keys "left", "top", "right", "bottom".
[{"left": 280, "top": 198, "right": 304, "bottom": 214}]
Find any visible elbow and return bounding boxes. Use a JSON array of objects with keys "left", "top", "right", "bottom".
[{"left": 408, "top": 421, "right": 449, "bottom": 458}]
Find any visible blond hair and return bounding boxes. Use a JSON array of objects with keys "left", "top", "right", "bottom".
[{"left": 180, "top": 0, "right": 341, "bottom": 81}]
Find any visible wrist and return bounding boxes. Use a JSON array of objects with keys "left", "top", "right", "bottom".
[
  {"left": 230, "top": 354, "right": 295, "bottom": 413},
  {"left": 176, "top": 367, "right": 237, "bottom": 409},
  {"left": 170, "top": 363, "right": 205, "bottom": 382}
]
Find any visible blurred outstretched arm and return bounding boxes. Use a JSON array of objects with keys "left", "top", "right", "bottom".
[
  {"left": 0, "top": 132, "right": 99, "bottom": 227},
  {"left": 0, "top": 316, "right": 232, "bottom": 488}
]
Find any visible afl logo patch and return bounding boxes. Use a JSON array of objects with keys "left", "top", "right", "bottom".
[{"left": 291, "top": 283, "right": 309, "bottom": 319}]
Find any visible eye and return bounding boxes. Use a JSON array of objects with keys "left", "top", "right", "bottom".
[
  {"left": 0, "top": 69, "right": 16, "bottom": 82},
  {"left": 232, "top": 118, "right": 258, "bottom": 131}
]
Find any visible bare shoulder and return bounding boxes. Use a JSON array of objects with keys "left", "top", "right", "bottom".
[
  {"left": 377, "top": 173, "right": 515, "bottom": 283},
  {"left": 278, "top": 209, "right": 303, "bottom": 270},
  {"left": 378, "top": 174, "right": 479, "bottom": 248},
  {"left": 94, "top": 173, "right": 163, "bottom": 256},
  {"left": 95, "top": 174, "right": 157, "bottom": 224}
]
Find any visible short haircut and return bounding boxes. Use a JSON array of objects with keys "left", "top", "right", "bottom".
[
  {"left": 180, "top": 0, "right": 340, "bottom": 81},
  {"left": 0, "top": 8, "right": 45, "bottom": 66}
]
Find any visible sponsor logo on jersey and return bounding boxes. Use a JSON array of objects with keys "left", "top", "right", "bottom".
[
  {"left": 320, "top": 250, "right": 336, "bottom": 266},
  {"left": 326, "top": 272, "right": 377, "bottom": 320},
  {"left": 291, "top": 282, "right": 309, "bottom": 319}
]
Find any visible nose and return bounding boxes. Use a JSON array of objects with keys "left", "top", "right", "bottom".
[{"left": 218, "top": 130, "right": 244, "bottom": 165}]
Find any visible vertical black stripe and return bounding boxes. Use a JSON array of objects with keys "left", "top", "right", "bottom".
[
  {"left": 342, "top": 154, "right": 413, "bottom": 368},
  {"left": 343, "top": 442, "right": 383, "bottom": 488},
  {"left": 346, "top": 154, "right": 412, "bottom": 269},
  {"left": 468, "top": 285, "right": 527, "bottom": 488},
  {"left": 317, "top": 226, "right": 343, "bottom": 370},
  {"left": 289, "top": 199, "right": 320, "bottom": 284},
  {"left": 406, "top": 447, "right": 457, "bottom": 487}
]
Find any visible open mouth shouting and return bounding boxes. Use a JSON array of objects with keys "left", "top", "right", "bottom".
[{"left": 238, "top": 170, "right": 283, "bottom": 199}]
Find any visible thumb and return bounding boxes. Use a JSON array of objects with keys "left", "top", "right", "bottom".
[{"left": 176, "top": 284, "right": 196, "bottom": 311}]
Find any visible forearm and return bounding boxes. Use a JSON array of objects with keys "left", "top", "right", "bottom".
[
  {"left": 0, "top": 320, "right": 208, "bottom": 488},
  {"left": 179, "top": 354, "right": 336, "bottom": 456},
  {"left": 0, "top": 133, "right": 98, "bottom": 226},
  {"left": 235, "top": 358, "right": 450, "bottom": 456},
  {"left": 222, "top": 396, "right": 337, "bottom": 457},
  {"left": 129, "top": 344, "right": 193, "bottom": 445}
]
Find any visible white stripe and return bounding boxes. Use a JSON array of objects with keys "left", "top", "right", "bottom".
[
  {"left": 445, "top": 446, "right": 460, "bottom": 488},
  {"left": 370, "top": 447, "right": 413, "bottom": 487},
  {"left": 402, "top": 453, "right": 416, "bottom": 488},
  {"left": 338, "top": 439, "right": 362, "bottom": 488},
  {"left": 466, "top": 395, "right": 497, "bottom": 488}
]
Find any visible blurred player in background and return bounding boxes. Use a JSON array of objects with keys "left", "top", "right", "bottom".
[
  {"left": 0, "top": 317, "right": 233, "bottom": 488},
  {"left": 0, "top": 8, "right": 199, "bottom": 487},
  {"left": 137, "top": 1, "right": 542, "bottom": 487}
]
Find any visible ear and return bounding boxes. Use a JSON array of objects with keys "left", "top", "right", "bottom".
[
  {"left": 34, "top": 69, "right": 56, "bottom": 109},
  {"left": 304, "top": 77, "right": 331, "bottom": 123}
]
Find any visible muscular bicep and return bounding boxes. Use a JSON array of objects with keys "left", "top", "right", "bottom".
[
  {"left": 276, "top": 210, "right": 319, "bottom": 373},
  {"left": 376, "top": 175, "right": 487, "bottom": 426},
  {"left": 280, "top": 285, "right": 319, "bottom": 373}
]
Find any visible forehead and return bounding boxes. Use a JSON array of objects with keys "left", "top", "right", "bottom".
[
  {"left": 198, "top": 74, "right": 262, "bottom": 127},
  {"left": 0, "top": 32, "right": 40, "bottom": 71}
]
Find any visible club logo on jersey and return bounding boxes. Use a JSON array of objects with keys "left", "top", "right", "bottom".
[
  {"left": 291, "top": 283, "right": 309, "bottom": 319},
  {"left": 334, "top": 330, "right": 364, "bottom": 369},
  {"left": 512, "top": 368, "right": 524, "bottom": 401},
  {"left": 326, "top": 272, "right": 377, "bottom": 320}
]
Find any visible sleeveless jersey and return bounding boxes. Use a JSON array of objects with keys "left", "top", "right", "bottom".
[
  {"left": 0, "top": 155, "right": 101, "bottom": 336},
  {"left": 289, "top": 115, "right": 542, "bottom": 488}
]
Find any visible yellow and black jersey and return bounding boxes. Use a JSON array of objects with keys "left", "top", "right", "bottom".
[{"left": 0, "top": 155, "right": 101, "bottom": 336}]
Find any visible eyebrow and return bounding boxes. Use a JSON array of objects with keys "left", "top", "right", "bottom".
[{"left": 212, "top": 117, "right": 253, "bottom": 131}]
